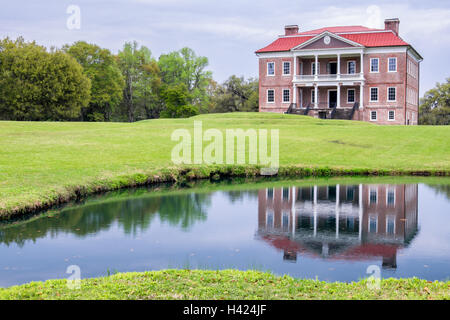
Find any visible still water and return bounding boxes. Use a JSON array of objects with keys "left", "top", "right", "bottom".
[{"left": 0, "top": 180, "right": 449, "bottom": 287}]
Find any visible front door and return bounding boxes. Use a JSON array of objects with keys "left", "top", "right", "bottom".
[
  {"left": 328, "top": 90, "right": 337, "bottom": 108},
  {"left": 329, "top": 62, "right": 337, "bottom": 74}
]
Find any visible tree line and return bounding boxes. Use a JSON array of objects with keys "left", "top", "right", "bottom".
[
  {"left": 418, "top": 78, "right": 449, "bottom": 125},
  {"left": 0, "top": 37, "right": 258, "bottom": 122}
]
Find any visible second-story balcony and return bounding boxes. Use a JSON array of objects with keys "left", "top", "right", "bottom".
[{"left": 293, "top": 73, "right": 364, "bottom": 84}]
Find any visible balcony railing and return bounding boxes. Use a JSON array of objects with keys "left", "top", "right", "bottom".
[{"left": 293, "top": 73, "right": 364, "bottom": 82}]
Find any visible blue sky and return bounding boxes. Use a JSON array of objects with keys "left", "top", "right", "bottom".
[{"left": 1, "top": 0, "right": 449, "bottom": 95}]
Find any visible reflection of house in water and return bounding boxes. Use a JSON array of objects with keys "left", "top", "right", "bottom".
[{"left": 257, "top": 184, "right": 418, "bottom": 268}]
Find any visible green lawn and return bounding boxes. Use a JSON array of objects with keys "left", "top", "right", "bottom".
[
  {"left": 1, "top": 113, "right": 449, "bottom": 218},
  {"left": 0, "top": 270, "right": 448, "bottom": 300}
]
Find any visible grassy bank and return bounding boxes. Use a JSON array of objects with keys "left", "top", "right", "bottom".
[
  {"left": 1, "top": 113, "right": 449, "bottom": 219},
  {"left": 0, "top": 270, "right": 448, "bottom": 300}
]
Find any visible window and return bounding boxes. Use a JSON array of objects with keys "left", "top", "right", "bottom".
[
  {"left": 266, "top": 209, "right": 274, "bottom": 227},
  {"left": 369, "top": 215, "right": 378, "bottom": 233},
  {"left": 267, "top": 89, "right": 275, "bottom": 103},
  {"left": 348, "top": 61, "right": 356, "bottom": 74},
  {"left": 283, "top": 89, "right": 290, "bottom": 103},
  {"left": 386, "top": 216, "right": 395, "bottom": 234},
  {"left": 370, "top": 111, "right": 377, "bottom": 121},
  {"left": 369, "top": 188, "right": 378, "bottom": 203},
  {"left": 370, "top": 87, "right": 378, "bottom": 102},
  {"left": 312, "top": 62, "right": 320, "bottom": 75},
  {"left": 347, "top": 89, "right": 355, "bottom": 103},
  {"left": 346, "top": 187, "right": 354, "bottom": 201},
  {"left": 387, "top": 189, "right": 395, "bottom": 205},
  {"left": 370, "top": 58, "right": 379, "bottom": 72},
  {"left": 283, "top": 61, "right": 291, "bottom": 75},
  {"left": 388, "top": 57, "right": 397, "bottom": 72},
  {"left": 282, "top": 187, "right": 290, "bottom": 200},
  {"left": 311, "top": 90, "right": 316, "bottom": 103},
  {"left": 267, "top": 188, "right": 274, "bottom": 200},
  {"left": 267, "top": 62, "right": 275, "bottom": 76},
  {"left": 282, "top": 211, "right": 290, "bottom": 231},
  {"left": 388, "top": 110, "right": 395, "bottom": 121},
  {"left": 388, "top": 87, "right": 396, "bottom": 101}
]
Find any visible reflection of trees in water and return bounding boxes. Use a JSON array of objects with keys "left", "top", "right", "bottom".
[
  {"left": 428, "top": 184, "right": 450, "bottom": 200},
  {"left": 225, "top": 190, "right": 259, "bottom": 203},
  {"left": 0, "top": 193, "right": 211, "bottom": 247}
]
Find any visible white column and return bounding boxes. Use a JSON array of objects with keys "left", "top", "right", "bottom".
[
  {"left": 337, "top": 54, "right": 341, "bottom": 79},
  {"left": 291, "top": 186, "right": 296, "bottom": 238},
  {"left": 360, "top": 83, "right": 364, "bottom": 109},
  {"left": 336, "top": 184, "right": 340, "bottom": 239},
  {"left": 337, "top": 84, "right": 341, "bottom": 108},
  {"left": 359, "top": 184, "right": 363, "bottom": 241},
  {"left": 293, "top": 56, "right": 297, "bottom": 76},
  {"left": 360, "top": 52, "right": 364, "bottom": 75},
  {"left": 314, "top": 85, "right": 318, "bottom": 109},
  {"left": 313, "top": 185, "right": 318, "bottom": 237},
  {"left": 293, "top": 85, "right": 297, "bottom": 105},
  {"left": 314, "top": 54, "right": 319, "bottom": 77}
]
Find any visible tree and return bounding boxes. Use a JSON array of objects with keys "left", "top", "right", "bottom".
[
  {"left": 117, "top": 41, "right": 154, "bottom": 122},
  {"left": 63, "top": 41, "right": 124, "bottom": 121},
  {"left": 158, "top": 47, "right": 212, "bottom": 114},
  {"left": 134, "top": 61, "right": 163, "bottom": 119},
  {"left": 419, "top": 78, "right": 450, "bottom": 125},
  {"left": 0, "top": 37, "right": 91, "bottom": 121},
  {"left": 210, "top": 75, "right": 259, "bottom": 113},
  {"left": 159, "top": 83, "right": 198, "bottom": 118}
]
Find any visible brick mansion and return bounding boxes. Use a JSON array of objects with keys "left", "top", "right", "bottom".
[{"left": 256, "top": 19, "right": 422, "bottom": 124}]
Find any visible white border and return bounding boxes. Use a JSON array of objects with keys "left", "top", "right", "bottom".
[
  {"left": 388, "top": 57, "right": 397, "bottom": 72},
  {"left": 267, "top": 61, "right": 275, "bottom": 76},
  {"left": 370, "top": 58, "right": 379, "bottom": 73}
]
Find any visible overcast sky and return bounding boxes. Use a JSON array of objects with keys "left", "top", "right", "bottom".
[{"left": 1, "top": 0, "right": 449, "bottom": 95}]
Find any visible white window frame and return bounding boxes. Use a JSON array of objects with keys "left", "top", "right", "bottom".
[
  {"left": 282, "top": 61, "right": 291, "bottom": 75},
  {"left": 311, "top": 62, "right": 320, "bottom": 75},
  {"left": 387, "top": 87, "right": 396, "bottom": 102},
  {"left": 267, "top": 62, "right": 275, "bottom": 76},
  {"left": 347, "top": 60, "right": 356, "bottom": 74},
  {"left": 370, "top": 87, "right": 378, "bottom": 102},
  {"left": 369, "top": 187, "right": 378, "bottom": 204},
  {"left": 386, "top": 215, "right": 396, "bottom": 234},
  {"left": 282, "top": 88, "right": 290, "bottom": 103},
  {"left": 388, "top": 57, "right": 397, "bottom": 72},
  {"left": 267, "top": 89, "right": 275, "bottom": 103},
  {"left": 388, "top": 110, "right": 395, "bottom": 121},
  {"left": 347, "top": 89, "right": 355, "bottom": 103},
  {"left": 266, "top": 188, "right": 274, "bottom": 200},
  {"left": 370, "top": 110, "right": 377, "bottom": 121},
  {"left": 386, "top": 188, "right": 396, "bottom": 205},
  {"left": 370, "top": 58, "right": 379, "bottom": 73}
]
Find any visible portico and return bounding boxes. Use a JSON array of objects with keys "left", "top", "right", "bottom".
[{"left": 291, "top": 48, "right": 365, "bottom": 110}]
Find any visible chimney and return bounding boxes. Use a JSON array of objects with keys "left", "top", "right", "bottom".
[
  {"left": 384, "top": 18, "right": 400, "bottom": 36},
  {"left": 284, "top": 25, "right": 299, "bottom": 36}
]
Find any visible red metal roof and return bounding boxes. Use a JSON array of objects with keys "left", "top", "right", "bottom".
[
  {"left": 256, "top": 26, "right": 410, "bottom": 53},
  {"left": 255, "top": 36, "right": 314, "bottom": 53},
  {"left": 341, "top": 32, "right": 408, "bottom": 47}
]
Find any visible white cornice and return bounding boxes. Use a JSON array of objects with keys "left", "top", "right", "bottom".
[{"left": 291, "top": 31, "right": 363, "bottom": 51}]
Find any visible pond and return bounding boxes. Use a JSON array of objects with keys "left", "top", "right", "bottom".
[{"left": 0, "top": 179, "right": 449, "bottom": 287}]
